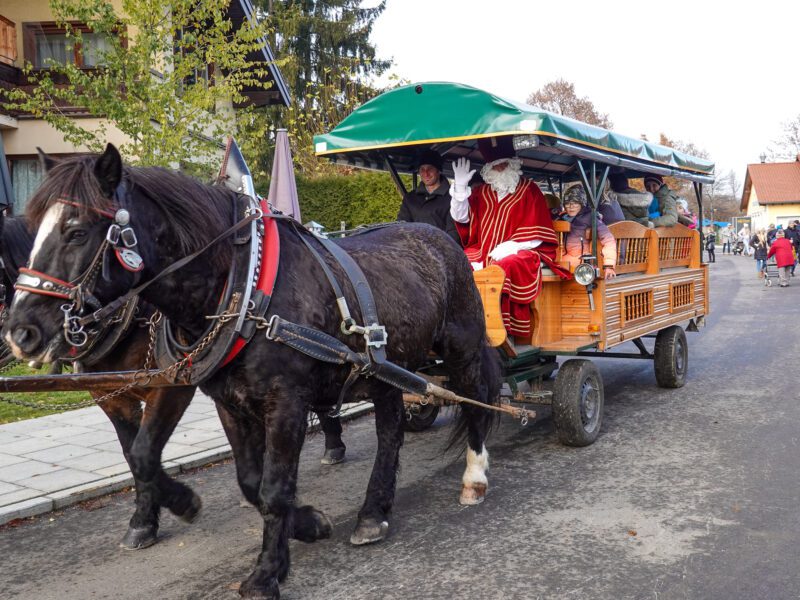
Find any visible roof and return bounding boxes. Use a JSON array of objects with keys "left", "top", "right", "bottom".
[
  {"left": 313, "top": 82, "right": 715, "bottom": 183},
  {"left": 740, "top": 157, "right": 800, "bottom": 210},
  {"left": 227, "top": 0, "right": 291, "bottom": 108}
]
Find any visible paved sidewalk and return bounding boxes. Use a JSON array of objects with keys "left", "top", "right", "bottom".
[{"left": 0, "top": 392, "right": 371, "bottom": 526}]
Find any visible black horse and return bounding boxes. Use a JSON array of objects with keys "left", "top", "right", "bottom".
[{"left": 3, "top": 145, "right": 500, "bottom": 599}]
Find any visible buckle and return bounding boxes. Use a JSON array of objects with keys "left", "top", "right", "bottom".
[
  {"left": 264, "top": 314, "right": 280, "bottom": 340},
  {"left": 120, "top": 227, "right": 138, "bottom": 248},
  {"left": 363, "top": 323, "right": 387, "bottom": 349},
  {"left": 106, "top": 224, "right": 121, "bottom": 245}
]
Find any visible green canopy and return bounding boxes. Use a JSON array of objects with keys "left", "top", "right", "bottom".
[{"left": 313, "top": 82, "right": 715, "bottom": 184}]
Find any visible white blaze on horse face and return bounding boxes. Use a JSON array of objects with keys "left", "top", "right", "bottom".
[
  {"left": 460, "top": 444, "right": 489, "bottom": 506},
  {"left": 13, "top": 203, "right": 66, "bottom": 307}
]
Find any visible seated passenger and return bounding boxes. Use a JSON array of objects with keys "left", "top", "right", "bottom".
[
  {"left": 643, "top": 175, "right": 679, "bottom": 227},
  {"left": 608, "top": 173, "right": 653, "bottom": 227},
  {"left": 676, "top": 198, "right": 697, "bottom": 229},
  {"left": 597, "top": 178, "right": 624, "bottom": 225},
  {"left": 449, "top": 137, "right": 568, "bottom": 339},
  {"left": 397, "top": 149, "right": 460, "bottom": 243},
  {"left": 558, "top": 184, "right": 617, "bottom": 280}
]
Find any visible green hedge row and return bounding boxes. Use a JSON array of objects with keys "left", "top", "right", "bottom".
[{"left": 292, "top": 172, "right": 410, "bottom": 231}]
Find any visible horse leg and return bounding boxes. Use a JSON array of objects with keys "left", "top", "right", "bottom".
[
  {"left": 114, "top": 387, "right": 199, "bottom": 549},
  {"left": 238, "top": 397, "right": 311, "bottom": 600},
  {"left": 318, "top": 412, "right": 346, "bottom": 465},
  {"left": 446, "top": 344, "right": 500, "bottom": 506},
  {"left": 216, "top": 402, "right": 264, "bottom": 505},
  {"left": 350, "top": 387, "right": 404, "bottom": 546}
]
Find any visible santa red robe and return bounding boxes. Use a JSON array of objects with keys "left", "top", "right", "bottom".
[{"left": 456, "top": 178, "right": 566, "bottom": 337}]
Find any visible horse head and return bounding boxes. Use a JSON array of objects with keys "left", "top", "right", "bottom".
[
  {"left": 3, "top": 144, "right": 148, "bottom": 363},
  {"left": 3, "top": 143, "right": 235, "bottom": 364}
]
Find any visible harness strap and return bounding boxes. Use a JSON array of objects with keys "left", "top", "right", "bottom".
[{"left": 78, "top": 207, "right": 262, "bottom": 327}]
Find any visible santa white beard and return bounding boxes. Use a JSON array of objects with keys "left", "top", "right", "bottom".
[{"left": 481, "top": 157, "right": 523, "bottom": 198}]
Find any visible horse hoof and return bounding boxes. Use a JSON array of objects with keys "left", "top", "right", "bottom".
[
  {"left": 120, "top": 525, "right": 158, "bottom": 550},
  {"left": 350, "top": 518, "right": 388, "bottom": 545},
  {"left": 459, "top": 483, "right": 487, "bottom": 506},
  {"left": 293, "top": 505, "right": 332, "bottom": 542},
  {"left": 239, "top": 574, "right": 280, "bottom": 599},
  {"left": 320, "top": 446, "right": 346, "bottom": 465},
  {"left": 177, "top": 494, "right": 202, "bottom": 523}
]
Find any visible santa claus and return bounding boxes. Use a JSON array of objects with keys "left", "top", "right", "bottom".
[{"left": 449, "top": 137, "right": 565, "bottom": 339}]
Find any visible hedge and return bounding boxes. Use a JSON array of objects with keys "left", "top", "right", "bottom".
[{"left": 258, "top": 171, "right": 411, "bottom": 232}]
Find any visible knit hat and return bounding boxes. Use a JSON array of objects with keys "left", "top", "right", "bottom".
[
  {"left": 416, "top": 149, "right": 443, "bottom": 171},
  {"left": 477, "top": 136, "right": 516, "bottom": 163},
  {"left": 562, "top": 183, "right": 587, "bottom": 206},
  {"left": 643, "top": 174, "right": 664, "bottom": 188}
]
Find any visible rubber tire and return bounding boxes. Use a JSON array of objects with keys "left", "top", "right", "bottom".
[
  {"left": 552, "top": 359, "right": 604, "bottom": 447},
  {"left": 403, "top": 403, "right": 440, "bottom": 432},
  {"left": 653, "top": 326, "right": 688, "bottom": 388}
]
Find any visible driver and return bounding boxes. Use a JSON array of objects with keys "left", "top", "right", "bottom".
[{"left": 449, "top": 137, "right": 564, "bottom": 339}]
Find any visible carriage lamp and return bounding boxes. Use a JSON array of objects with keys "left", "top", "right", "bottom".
[
  {"left": 574, "top": 261, "right": 597, "bottom": 287},
  {"left": 513, "top": 134, "right": 539, "bottom": 151}
]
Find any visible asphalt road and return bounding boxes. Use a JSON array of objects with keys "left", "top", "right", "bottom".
[{"left": 2, "top": 254, "right": 798, "bottom": 600}]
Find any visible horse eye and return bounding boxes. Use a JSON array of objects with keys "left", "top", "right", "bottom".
[{"left": 66, "top": 229, "right": 87, "bottom": 244}]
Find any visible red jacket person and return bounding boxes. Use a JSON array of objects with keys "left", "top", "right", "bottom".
[{"left": 449, "top": 138, "right": 564, "bottom": 338}]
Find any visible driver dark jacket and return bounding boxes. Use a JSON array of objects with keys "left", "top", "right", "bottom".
[{"left": 397, "top": 177, "right": 460, "bottom": 243}]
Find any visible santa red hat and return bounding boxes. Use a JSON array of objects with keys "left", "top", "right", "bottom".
[{"left": 477, "top": 136, "right": 516, "bottom": 163}]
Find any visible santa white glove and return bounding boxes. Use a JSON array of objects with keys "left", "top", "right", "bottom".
[
  {"left": 451, "top": 157, "right": 475, "bottom": 193},
  {"left": 489, "top": 240, "right": 523, "bottom": 262}
]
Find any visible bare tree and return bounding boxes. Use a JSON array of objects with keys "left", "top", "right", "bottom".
[
  {"left": 768, "top": 114, "right": 800, "bottom": 161},
  {"left": 527, "top": 79, "right": 612, "bottom": 128}
]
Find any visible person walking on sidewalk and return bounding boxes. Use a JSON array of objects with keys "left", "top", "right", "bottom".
[
  {"left": 767, "top": 230, "right": 794, "bottom": 287},
  {"left": 752, "top": 229, "right": 769, "bottom": 279},
  {"left": 786, "top": 220, "right": 800, "bottom": 276},
  {"left": 721, "top": 224, "right": 733, "bottom": 254},
  {"left": 705, "top": 233, "right": 716, "bottom": 263}
]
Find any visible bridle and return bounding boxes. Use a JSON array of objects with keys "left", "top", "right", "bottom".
[
  {"left": 15, "top": 195, "right": 144, "bottom": 348},
  {"left": 14, "top": 192, "right": 262, "bottom": 352}
]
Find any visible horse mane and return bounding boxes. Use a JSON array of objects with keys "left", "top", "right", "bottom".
[
  {"left": 1, "top": 216, "right": 35, "bottom": 281},
  {"left": 26, "top": 154, "right": 236, "bottom": 269}
]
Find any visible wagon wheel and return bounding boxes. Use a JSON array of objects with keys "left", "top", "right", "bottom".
[
  {"left": 552, "top": 359, "right": 604, "bottom": 447},
  {"left": 403, "top": 402, "right": 440, "bottom": 432},
  {"left": 653, "top": 325, "right": 688, "bottom": 388}
]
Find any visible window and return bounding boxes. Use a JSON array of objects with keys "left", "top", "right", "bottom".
[
  {"left": 10, "top": 158, "right": 43, "bottom": 214},
  {"left": 24, "top": 22, "right": 113, "bottom": 68}
]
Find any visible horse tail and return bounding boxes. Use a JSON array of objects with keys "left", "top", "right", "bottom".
[{"left": 445, "top": 342, "right": 502, "bottom": 455}]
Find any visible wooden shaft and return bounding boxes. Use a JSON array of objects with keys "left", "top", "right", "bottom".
[
  {"left": 0, "top": 370, "right": 184, "bottom": 393},
  {"left": 401, "top": 383, "right": 537, "bottom": 421}
]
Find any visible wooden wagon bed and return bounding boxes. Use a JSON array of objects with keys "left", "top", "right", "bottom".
[{"left": 475, "top": 221, "right": 708, "bottom": 355}]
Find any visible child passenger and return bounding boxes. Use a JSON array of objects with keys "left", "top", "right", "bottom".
[{"left": 558, "top": 184, "right": 617, "bottom": 279}]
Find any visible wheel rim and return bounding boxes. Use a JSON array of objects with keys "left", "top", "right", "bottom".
[
  {"left": 579, "top": 376, "right": 601, "bottom": 432},
  {"left": 675, "top": 337, "right": 686, "bottom": 375}
]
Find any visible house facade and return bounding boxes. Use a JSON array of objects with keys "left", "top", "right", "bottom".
[
  {"left": 740, "top": 156, "right": 800, "bottom": 231},
  {"left": 0, "top": 0, "right": 290, "bottom": 212}
]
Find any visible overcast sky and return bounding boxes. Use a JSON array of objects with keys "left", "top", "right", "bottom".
[{"left": 370, "top": 0, "right": 799, "bottom": 186}]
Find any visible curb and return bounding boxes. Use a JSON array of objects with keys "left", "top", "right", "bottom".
[{"left": 0, "top": 402, "right": 373, "bottom": 526}]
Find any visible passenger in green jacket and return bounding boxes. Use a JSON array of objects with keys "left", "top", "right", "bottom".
[{"left": 643, "top": 175, "right": 679, "bottom": 227}]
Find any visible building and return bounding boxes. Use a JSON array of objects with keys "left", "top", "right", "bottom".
[
  {"left": 0, "top": 0, "right": 290, "bottom": 212},
  {"left": 740, "top": 155, "right": 800, "bottom": 231}
]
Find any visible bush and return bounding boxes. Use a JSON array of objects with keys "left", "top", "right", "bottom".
[{"left": 293, "top": 171, "right": 409, "bottom": 231}]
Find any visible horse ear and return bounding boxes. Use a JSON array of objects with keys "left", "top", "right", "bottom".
[
  {"left": 93, "top": 143, "right": 123, "bottom": 197},
  {"left": 37, "top": 148, "right": 58, "bottom": 173}
]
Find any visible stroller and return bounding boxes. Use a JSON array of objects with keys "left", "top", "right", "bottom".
[
  {"left": 732, "top": 239, "right": 745, "bottom": 255},
  {"left": 762, "top": 258, "right": 779, "bottom": 287}
]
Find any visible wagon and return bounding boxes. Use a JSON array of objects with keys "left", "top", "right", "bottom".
[{"left": 313, "top": 82, "right": 713, "bottom": 445}]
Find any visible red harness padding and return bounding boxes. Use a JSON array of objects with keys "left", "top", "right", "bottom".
[{"left": 220, "top": 201, "right": 280, "bottom": 367}]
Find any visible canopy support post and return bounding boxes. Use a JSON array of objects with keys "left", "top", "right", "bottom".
[
  {"left": 577, "top": 160, "right": 609, "bottom": 264},
  {"left": 694, "top": 181, "right": 705, "bottom": 263},
  {"left": 381, "top": 151, "right": 408, "bottom": 197}
]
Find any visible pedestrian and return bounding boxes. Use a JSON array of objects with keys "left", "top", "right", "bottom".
[
  {"left": 785, "top": 220, "right": 800, "bottom": 276},
  {"left": 721, "top": 224, "right": 733, "bottom": 254},
  {"left": 751, "top": 229, "right": 769, "bottom": 279},
  {"left": 739, "top": 224, "right": 752, "bottom": 256},
  {"left": 767, "top": 230, "right": 794, "bottom": 287},
  {"left": 705, "top": 233, "right": 716, "bottom": 263}
]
